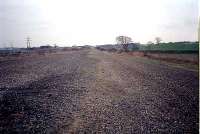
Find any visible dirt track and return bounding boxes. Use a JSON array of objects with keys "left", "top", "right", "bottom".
[{"left": 0, "top": 49, "right": 199, "bottom": 133}]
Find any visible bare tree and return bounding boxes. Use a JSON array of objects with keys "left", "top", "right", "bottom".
[
  {"left": 116, "top": 36, "right": 132, "bottom": 52},
  {"left": 155, "top": 37, "right": 162, "bottom": 45}
]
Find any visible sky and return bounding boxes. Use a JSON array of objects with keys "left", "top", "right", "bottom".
[{"left": 0, "top": 0, "right": 199, "bottom": 47}]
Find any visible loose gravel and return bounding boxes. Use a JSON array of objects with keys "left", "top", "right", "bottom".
[{"left": 0, "top": 49, "right": 198, "bottom": 133}]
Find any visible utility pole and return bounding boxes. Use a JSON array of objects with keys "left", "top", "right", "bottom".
[{"left": 26, "top": 37, "right": 31, "bottom": 48}]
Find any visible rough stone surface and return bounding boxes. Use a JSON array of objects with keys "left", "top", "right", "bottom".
[{"left": 0, "top": 49, "right": 198, "bottom": 133}]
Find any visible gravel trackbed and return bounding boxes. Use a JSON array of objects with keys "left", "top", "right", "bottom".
[{"left": 0, "top": 49, "right": 198, "bottom": 133}]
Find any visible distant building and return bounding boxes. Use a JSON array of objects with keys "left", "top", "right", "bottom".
[{"left": 40, "top": 45, "right": 52, "bottom": 49}]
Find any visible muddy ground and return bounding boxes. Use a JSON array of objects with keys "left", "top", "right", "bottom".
[{"left": 0, "top": 49, "right": 199, "bottom": 133}]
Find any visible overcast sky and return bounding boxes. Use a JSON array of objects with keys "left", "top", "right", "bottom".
[{"left": 0, "top": 0, "right": 199, "bottom": 47}]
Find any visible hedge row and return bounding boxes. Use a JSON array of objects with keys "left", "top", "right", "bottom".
[{"left": 132, "top": 42, "right": 199, "bottom": 53}]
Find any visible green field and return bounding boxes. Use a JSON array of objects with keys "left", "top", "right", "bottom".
[{"left": 136, "top": 42, "right": 199, "bottom": 53}]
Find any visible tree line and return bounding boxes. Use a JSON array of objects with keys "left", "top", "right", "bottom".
[{"left": 116, "top": 35, "right": 162, "bottom": 51}]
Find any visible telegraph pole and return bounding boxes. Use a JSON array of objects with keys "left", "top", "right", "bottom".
[{"left": 26, "top": 37, "right": 31, "bottom": 48}]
